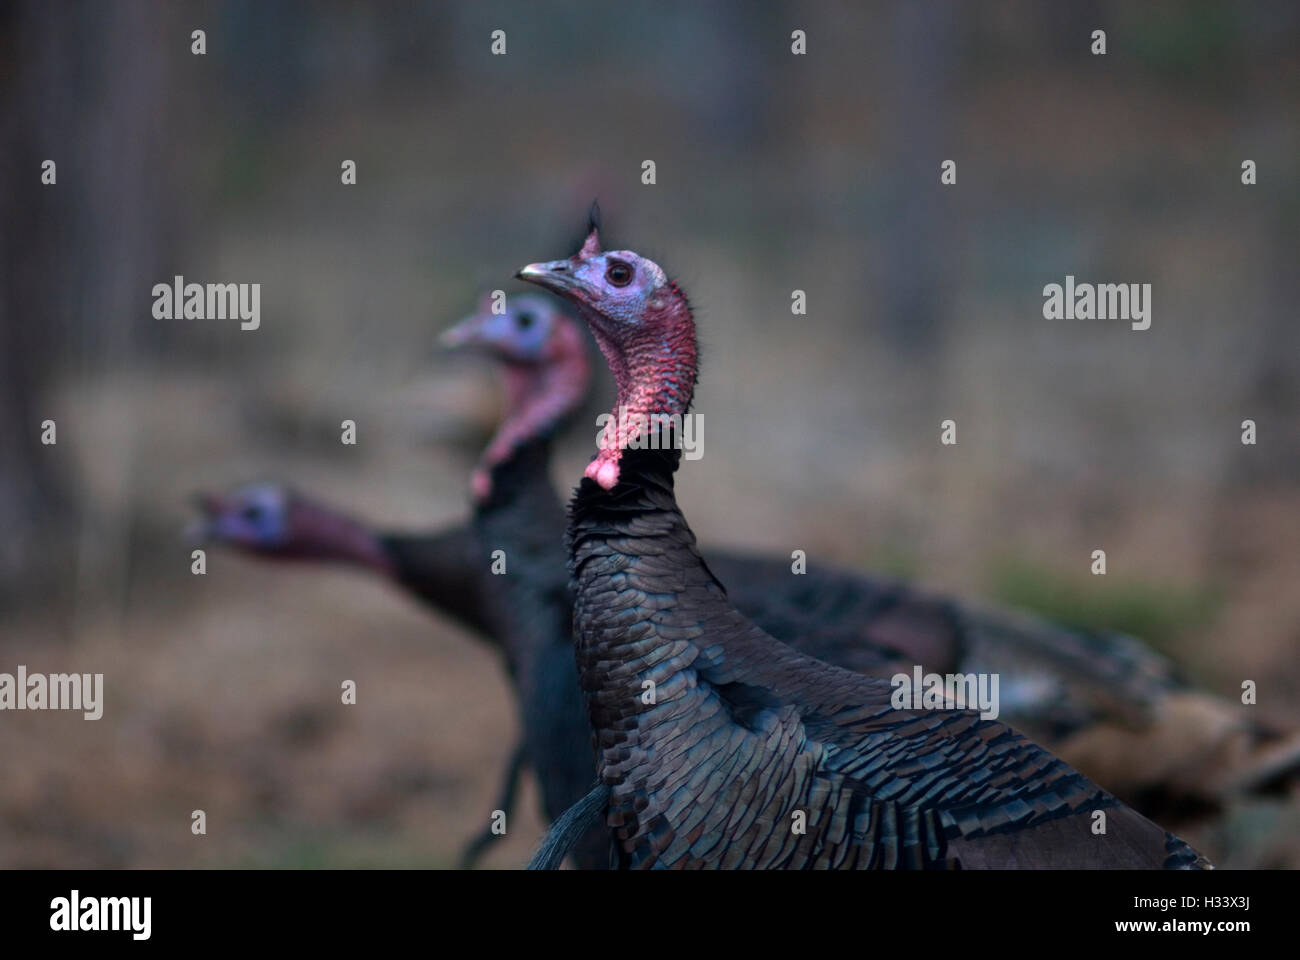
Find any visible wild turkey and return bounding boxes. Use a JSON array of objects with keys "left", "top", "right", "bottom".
[{"left": 517, "top": 220, "right": 1211, "bottom": 868}]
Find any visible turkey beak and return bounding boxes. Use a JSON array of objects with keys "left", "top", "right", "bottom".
[
  {"left": 439, "top": 314, "right": 481, "bottom": 351},
  {"left": 516, "top": 260, "right": 584, "bottom": 297}
]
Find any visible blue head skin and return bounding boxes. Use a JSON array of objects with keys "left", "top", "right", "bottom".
[
  {"left": 442, "top": 290, "right": 592, "bottom": 502},
  {"left": 191, "top": 482, "right": 395, "bottom": 572},
  {"left": 517, "top": 224, "right": 696, "bottom": 490},
  {"left": 439, "top": 293, "right": 564, "bottom": 364},
  {"left": 194, "top": 483, "right": 292, "bottom": 550}
]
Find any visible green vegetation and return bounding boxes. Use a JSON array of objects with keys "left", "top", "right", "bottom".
[{"left": 989, "top": 558, "right": 1221, "bottom": 655}]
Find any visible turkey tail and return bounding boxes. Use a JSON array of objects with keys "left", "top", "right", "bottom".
[
  {"left": 527, "top": 782, "right": 611, "bottom": 870},
  {"left": 945, "top": 802, "right": 1211, "bottom": 869}
]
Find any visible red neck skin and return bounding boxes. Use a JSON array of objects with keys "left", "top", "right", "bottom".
[
  {"left": 582, "top": 285, "right": 698, "bottom": 490},
  {"left": 473, "top": 320, "right": 590, "bottom": 502},
  {"left": 279, "top": 499, "right": 399, "bottom": 577}
]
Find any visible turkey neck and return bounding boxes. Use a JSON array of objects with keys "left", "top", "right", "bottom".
[
  {"left": 470, "top": 323, "right": 585, "bottom": 664},
  {"left": 470, "top": 318, "right": 587, "bottom": 621},
  {"left": 473, "top": 324, "right": 587, "bottom": 501},
  {"left": 471, "top": 407, "right": 569, "bottom": 602},
  {"left": 473, "top": 433, "right": 570, "bottom": 664},
  {"left": 579, "top": 297, "right": 697, "bottom": 489},
  {"left": 473, "top": 434, "right": 561, "bottom": 523},
  {"left": 566, "top": 290, "right": 711, "bottom": 723},
  {"left": 284, "top": 499, "right": 397, "bottom": 577}
]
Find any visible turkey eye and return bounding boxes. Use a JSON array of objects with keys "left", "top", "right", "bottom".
[
  {"left": 606, "top": 261, "right": 633, "bottom": 287},
  {"left": 241, "top": 505, "right": 263, "bottom": 523},
  {"left": 516, "top": 312, "right": 535, "bottom": 330}
]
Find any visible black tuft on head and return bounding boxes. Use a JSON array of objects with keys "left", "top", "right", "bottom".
[{"left": 563, "top": 201, "right": 606, "bottom": 259}]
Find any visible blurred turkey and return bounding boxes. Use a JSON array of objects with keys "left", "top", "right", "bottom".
[{"left": 518, "top": 221, "right": 1210, "bottom": 869}]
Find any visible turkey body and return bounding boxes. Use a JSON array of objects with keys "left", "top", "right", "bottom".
[{"left": 567, "top": 446, "right": 1208, "bottom": 869}]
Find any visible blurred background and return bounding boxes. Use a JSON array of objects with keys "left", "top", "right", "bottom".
[{"left": 1, "top": 0, "right": 1297, "bottom": 868}]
